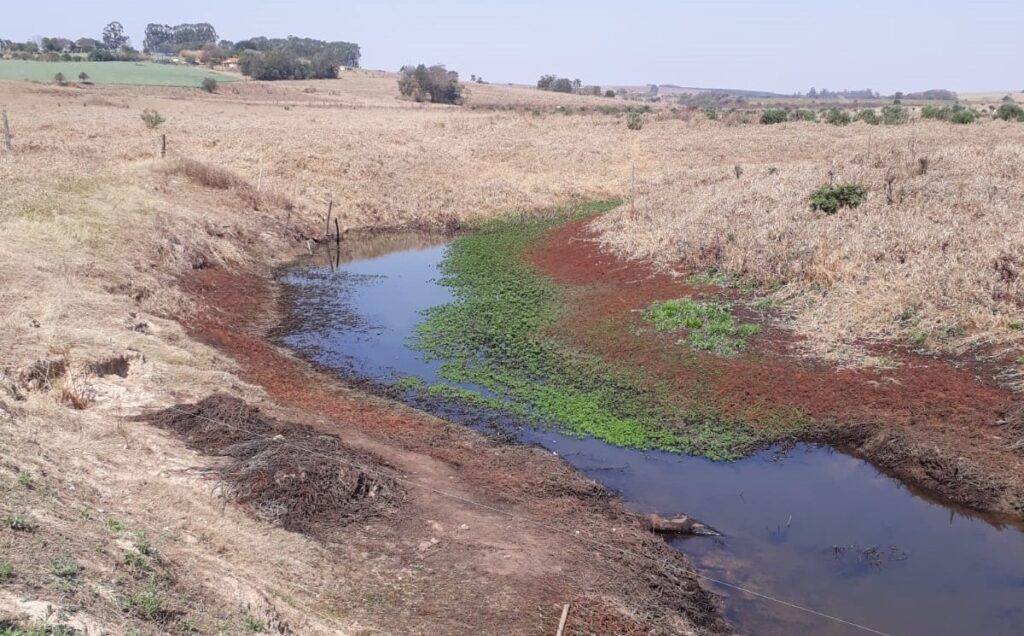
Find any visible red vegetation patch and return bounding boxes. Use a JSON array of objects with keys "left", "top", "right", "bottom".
[{"left": 529, "top": 218, "right": 1024, "bottom": 515}]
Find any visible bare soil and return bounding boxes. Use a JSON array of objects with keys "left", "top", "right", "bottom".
[
  {"left": 528, "top": 218, "right": 1024, "bottom": 520},
  {"left": 178, "top": 262, "right": 728, "bottom": 635}
]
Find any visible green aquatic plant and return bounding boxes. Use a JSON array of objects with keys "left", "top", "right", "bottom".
[
  {"left": 643, "top": 298, "right": 761, "bottom": 356},
  {"left": 407, "top": 200, "right": 778, "bottom": 459}
]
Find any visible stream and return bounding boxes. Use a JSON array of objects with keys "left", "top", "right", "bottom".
[{"left": 279, "top": 233, "right": 1024, "bottom": 636}]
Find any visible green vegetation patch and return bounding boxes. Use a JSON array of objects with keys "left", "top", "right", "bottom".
[
  {"left": 407, "top": 201, "right": 780, "bottom": 459},
  {"left": 0, "top": 60, "right": 236, "bottom": 87},
  {"left": 810, "top": 183, "right": 867, "bottom": 214},
  {"left": 644, "top": 298, "right": 761, "bottom": 356}
]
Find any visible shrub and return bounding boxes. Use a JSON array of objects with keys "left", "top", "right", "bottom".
[
  {"left": 921, "top": 104, "right": 943, "bottom": 120},
  {"left": 397, "top": 64, "right": 463, "bottom": 104},
  {"left": 810, "top": 183, "right": 867, "bottom": 214},
  {"left": 703, "top": 107, "right": 719, "bottom": 121},
  {"left": 626, "top": 111, "right": 644, "bottom": 130},
  {"left": 996, "top": 102, "right": 1024, "bottom": 122},
  {"left": 882, "top": 104, "right": 908, "bottom": 125},
  {"left": 824, "top": 108, "right": 851, "bottom": 126},
  {"left": 200, "top": 77, "right": 218, "bottom": 93},
  {"left": 789, "top": 109, "right": 816, "bottom": 122},
  {"left": 604, "top": 89, "right": 616, "bottom": 98},
  {"left": 77, "top": 71, "right": 91, "bottom": 84},
  {"left": 140, "top": 109, "right": 165, "bottom": 129},
  {"left": 856, "top": 109, "right": 880, "bottom": 125},
  {"left": 950, "top": 108, "right": 977, "bottom": 124},
  {"left": 53, "top": 72, "right": 66, "bottom": 86},
  {"left": 760, "top": 108, "right": 787, "bottom": 125}
]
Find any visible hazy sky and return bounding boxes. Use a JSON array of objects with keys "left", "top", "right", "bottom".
[{"left": 3, "top": 0, "right": 1021, "bottom": 94}]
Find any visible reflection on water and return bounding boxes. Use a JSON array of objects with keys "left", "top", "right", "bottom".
[{"left": 279, "top": 236, "right": 1024, "bottom": 636}]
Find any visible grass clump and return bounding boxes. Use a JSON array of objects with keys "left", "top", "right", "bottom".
[
  {"left": 643, "top": 299, "right": 761, "bottom": 356},
  {"left": 6, "top": 514, "right": 31, "bottom": 532},
  {"left": 410, "top": 202, "right": 768, "bottom": 459},
  {"left": 49, "top": 552, "right": 79, "bottom": 585},
  {"left": 240, "top": 613, "right": 266, "bottom": 633},
  {"left": 0, "top": 559, "right": 11, "bottom": 582},
  {"left": 16, "top": 472, "right": 32, "bottom": 488},
  {"left": 809, "top": 183, "right": 867, "bottom": 214},
  {"left": 626, "top": 111, "right": 644, "bottom": 130},
  {"left": 120, "top": 579, "right": 164, "bottom": 621}
]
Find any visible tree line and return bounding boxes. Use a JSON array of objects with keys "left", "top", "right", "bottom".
[
  {"left": 537, "top": 75, "right": 613, "bottom": 97},
  {"left": 1, "top": 21, "right": 361, "bottom": 80}
]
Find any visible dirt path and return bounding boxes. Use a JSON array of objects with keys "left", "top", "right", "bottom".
[
  {"left": 180, "top": 264, "right": 727, "bottom": 636},
  {"left": 528, "top": 218, "right": 1024, "bottom": 520}
]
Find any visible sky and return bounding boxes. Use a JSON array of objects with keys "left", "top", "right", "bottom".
[{"left": 2, "top": 0, "right": 1021, "bottom": 94}]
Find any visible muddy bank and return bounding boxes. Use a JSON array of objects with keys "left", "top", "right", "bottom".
[
  {"left": 528, "top": 218, "right": 1024, "bottom": 519},
  {"left": 178, "top": 260, "right": 728, "bottom": 635}
]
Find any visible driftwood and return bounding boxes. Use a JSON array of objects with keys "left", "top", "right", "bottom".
[{"left": 644, "top": 513, "right": 721, "bottom": 536}]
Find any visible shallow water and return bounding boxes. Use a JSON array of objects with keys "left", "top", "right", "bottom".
[{"left": 280, "top": 236, "right": 1024, "bottom": 636}]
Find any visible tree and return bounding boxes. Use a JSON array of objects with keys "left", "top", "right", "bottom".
[
  {"left": 200, "top": 43, "right": 226, "bottom": 66},
  {"left": 78, "top": 72, "right": 91, "bottom": 84},
  {"left": 537, "top": 74, "right": 556, "bottom": 90},
  {"left": 75, "top": 37, "right": 100, "bottom": 52},
  {"left": 143, "top": 23, "right": 173, "bottom": 54},
  {"left": 397, "top": 64, "right": 463, "bottom": 104},
  {"left": 572, "top": 78, "right": 582, "bottom": 93},
  {"left": 54, "top": 72, "right": 66, "bottom": 86},
  {"left": 551, "top": 77, "right": 573, "bottom": 93},
  {"left": 101, "top": 21, "right": 128, "bottom": 50}
]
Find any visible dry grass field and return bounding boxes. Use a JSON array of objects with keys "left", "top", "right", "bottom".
[{"left": 1, "top": 69, "right": 1023, "bottom": 632}]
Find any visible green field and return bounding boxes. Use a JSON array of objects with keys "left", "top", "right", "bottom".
[{"left": 0, "top": 60, "right": 238, "bottom": 87}]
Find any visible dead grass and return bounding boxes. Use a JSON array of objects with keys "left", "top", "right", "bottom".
[
  {"left": 144, "top": 394, "right": 402, "bottom": 534},
  {"left": 592, "top": 121, "right": 1024, "bottom": 363}
]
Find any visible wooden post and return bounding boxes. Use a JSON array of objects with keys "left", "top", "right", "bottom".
[
  {"left": 555, "top": 604, "right": 570, "bottom": 636},
  {"left": 1, "top": 109, "right": 12, "bottom": 154},
  {"left": 160, "top": 133, "right": 166, "bottom": 158},
  {"left": 325, "top": 200, "right": 333, "bottom": 238},
  {"left": 334, "top": 218, "right": 342, "bottom": 268}
]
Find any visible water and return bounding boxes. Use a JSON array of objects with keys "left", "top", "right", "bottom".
[{"left": 280, "top": 236, "right": 1024, "bottom": 636}]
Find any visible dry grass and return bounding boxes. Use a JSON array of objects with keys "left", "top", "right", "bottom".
[
  {"left": 592, "top": 120, "right": 1024, "bottom": 362},
  {"left": 0, "top": 73, "right": 728, "bottom": 634},
  {"left": 1, "top": 69, "right": 1023, "bottom": 631}
]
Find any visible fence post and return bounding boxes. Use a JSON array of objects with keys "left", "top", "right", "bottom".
[
  {"left": 1, "top": 109, "right": 12, "bottom": 154},
  {"left": 160, "top": 133, "right": 166, "bottom": 158}
]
